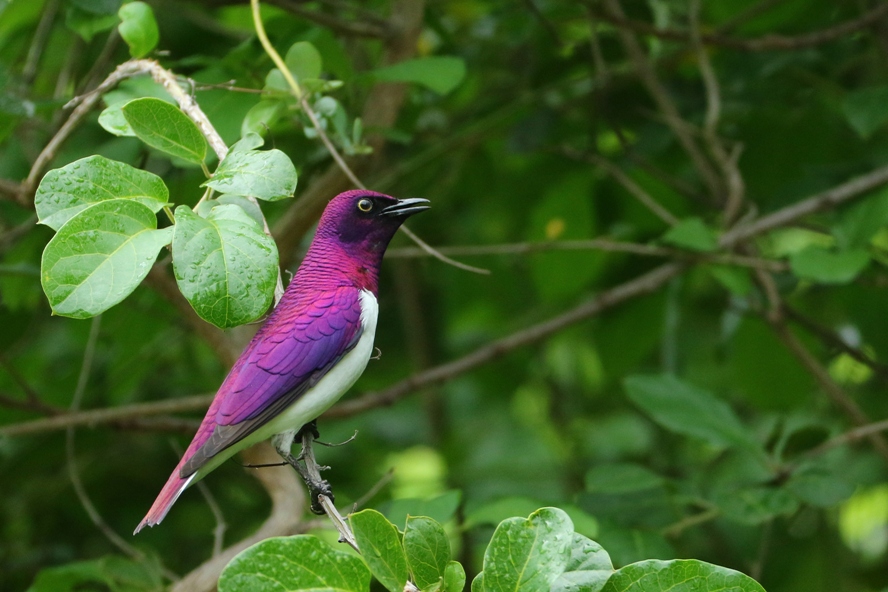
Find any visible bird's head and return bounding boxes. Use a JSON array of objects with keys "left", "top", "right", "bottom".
[{"left": 316, "top": 190, "right": 429, "bottom": 259}]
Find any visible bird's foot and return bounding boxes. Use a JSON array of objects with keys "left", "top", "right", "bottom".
[{"left": 278, "top": 420, "right": 336, "bottom": 515}]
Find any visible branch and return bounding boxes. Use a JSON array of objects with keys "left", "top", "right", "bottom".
[
  {"left": 327, "top": 263, "right": 684, "bottom": 418},
  {"left": 590, "top": 2, "right": 888, "bottom": 52},
  {"left": 601, "top": 0, "right": 723, "bottom": 200},
  {"left": 0, "top": 394, "right": 213, "bottom": 437},
  {"left": 720, "top": 163, "right": 888, "bottom": 247},
  {"left": 264, "top": 0, "right": 391, "bottom": 38}
]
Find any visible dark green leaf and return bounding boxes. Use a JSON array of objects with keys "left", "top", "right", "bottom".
[
  {"left": 789, "top": 246, "right": 870, "bottom": 284},
  {"left": 286, "top": 41, "right": 323, "bottom": 82},
  {"left": 371, "top": 56, "right": 466, "bottom": 95},
  {"left": 241, "top": 99, "right": 286, "bottom": 137},
  {"left": 218, "top": 535, "right": 371, "bottom": 592},
  {"left": 713, "top": 486, "right": 799, "bottom": 525},
  {"left": 661, "top": 218, "right": 718, "bottom": 252},
  {"left": 41, "top": 200, "right": 173, "bottom": 318},
  {"left": 601, "top": 559, "right": 765, "bottom": 592},
  {"left": 349, "top": 509, "right": 410, "bottom": 592},
  {"left": 707, "top": 265, "right": 753, "bottom": 296},
  {"left": 381, "top": 490, "right": 462, "bottom": 529},
  {"left": 35, "top": 156, "right": 168, "bottom": 230},
  {"left": 464, "top": 497, "right": 543, "bottom": 529},
  {"left": 624, "top": 374, "right": 761, "bottom": 454},
  {"left": 475, "top": 507, "right": 573, "bottom": 592},
  {"left": 403, "top": 516, "right": 451, "bottom": 590},
  {"left": 27, "top": 555, "right": 163, "bottom": 592},
  {"left": 117, "top": 2, "right": 158, "bottom": 58},
  {"left": 834, "top": 187, "right": 888, "bottom": 249},
  {"left": 122, "top": 97, "right": 208, "bottom": 163},
  {"left": 585, "top": 463, "right": 664, "bottom": 494},
  {"left": 65, "top": 5, "right": 118, "bottom": 40},
  {"left": 203, "top": 144, "right": 297, "bottom": 201},
  {"left": 842, "top": 85, "right": 888, "bottom": 139},
  {"left": 69, "top": 0, "right": 122, "bottom": 15},
  {"left": 171, "top": 205, "right": 277, "bottom": 329}
]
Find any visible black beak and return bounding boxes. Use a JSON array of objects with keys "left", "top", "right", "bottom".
[{"left": 380, "top": 197, "right": 430, "bottom": 218}]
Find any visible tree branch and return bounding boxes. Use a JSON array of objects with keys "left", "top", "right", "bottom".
[
  {"left": 327, "top": 262, "right": 685, "bottom": 418},
  {"left": 589, "top": 2, "right": 888, "bottom": 52}
]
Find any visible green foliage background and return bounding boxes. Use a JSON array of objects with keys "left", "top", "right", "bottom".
[{"left": 2, "top": 0, "right": 888, "bottom": 590}]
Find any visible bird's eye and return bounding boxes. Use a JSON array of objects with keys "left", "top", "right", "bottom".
[{"left": 357, "top": 198, "right": 373, "bottom": 212}]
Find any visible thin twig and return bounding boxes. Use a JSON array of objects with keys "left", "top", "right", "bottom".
[
  {"left": 65, "top": 318, "right": 179, "bottom": 580},
  {"left": 250, "top": 0, "right": 484, "bottom": 275},
  {"left": 564, "top": 148, "right": 679, "bottom": 225},
  {"left": 662, "top": 507, "right": 721, "bottom": 538},
  {"left": 602, "top": 0, "right": 722, "bottom": 200},
  {"left": 805, "top": 418, "right": 888, "bottom": 458},
  {"left": 751, "top": 268, "right": 888, "bottom": 462},
  {"left": 264, "top": 0, "right": 391, "bottom": 38},
  {"left": 589, "top": 2, "right": 888, "bottom": 52},
  {"left": 720, "top": 163, "right": 888, "bottom": 247},
  {"left": 328, "top": 263, "right": 684, "bottom": 418},
  {"left": 21, "top": 0, "right": 59, "bottom": 86},
  {"left": 689, "top": 0, "right": 745, "bottom": 226}
]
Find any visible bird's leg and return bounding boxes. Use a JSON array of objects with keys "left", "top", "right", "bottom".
[{"left": 273, "top": 421, "right": 334, "bottom": 515}]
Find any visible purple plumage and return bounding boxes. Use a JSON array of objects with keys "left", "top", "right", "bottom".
[{"left": 136, "top": 190, "right": 428, "bottom": 533}]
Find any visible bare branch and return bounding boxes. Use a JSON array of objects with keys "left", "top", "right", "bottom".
[
  {"left": 563, "top": 148, "right": 679, "bottom": 225},
  {"left": 327, "top": 263, "right": 684, "bottom": 418},
  {"left": 590, "top": 2, "right": 888, "bottom": 52},
  {"left": 720, "top": 163, "right": 888, "bottom": 247},
  {"left": 601, "top": 0, "right": 723, "bottom": 200}
]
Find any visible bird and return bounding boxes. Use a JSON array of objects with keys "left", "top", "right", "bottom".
[{"left": 135, "top": 190, "right": 429, "bottom": 533}]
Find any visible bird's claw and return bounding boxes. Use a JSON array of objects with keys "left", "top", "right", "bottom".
[{"left": 309, "top": 479, "right": 334, "bottom": 514}]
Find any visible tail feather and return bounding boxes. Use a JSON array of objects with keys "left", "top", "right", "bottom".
[{"left": 134, "top": 470, "right": 195, "bottom": 534}]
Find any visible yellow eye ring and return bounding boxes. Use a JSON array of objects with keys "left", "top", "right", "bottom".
[{"left": 357, "top": 198, "right": 373, "bottom": 212}]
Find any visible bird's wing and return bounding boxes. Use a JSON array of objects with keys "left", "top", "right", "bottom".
[{"left": 180, "top": 286, "right": 365, "bottom": 477}]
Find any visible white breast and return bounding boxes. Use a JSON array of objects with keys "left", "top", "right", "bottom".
[{"left": 193, "top": 289, "right": 379, "bottom": 479}]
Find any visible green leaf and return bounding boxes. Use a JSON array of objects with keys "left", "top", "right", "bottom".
[
  {"left": 286, "top": 41, "right": 323, "bottom": 82},
  {"left": 842, "top": 85, "right": 888, "bottom": 139},
  {"left": 207, "top": 195, "right": 266, "bottom": 228},
  {"left": 464, "top": 497, "right": 544, "bottom": 529},
  {"left": 218, "top": 535, "right": 371, "bottom": 592},
  {"left": 585, "top": 463, "right": 664, "bottom": 494},
  {"left": 171, "top": 205, "right": 277, "bottom": 329},
  {"left": 551, "top": 533, "right": 614, "bottom": 592},
  {"left": 371, "top": 56, "right": 466, "bottom": 95},
  {"left": 383, "top": 490, "right": 462, "bottom": 529},
  {"left": 41, "top": 200, "right": 173, "bottom": 318},
  {"left": 203, "top": 145, "right": 297, "bottom": 201},
  {"left": 349, "top": 509, "right": 410, "bottom": 592},
  {"left": 65, "top": 5, "right": 118, "bottom": 41},
  {"left": 118, "top": 2, "right": 158, "bottom": 58},
  {"left": 98, "top": 77, "right": 173, "bottom": 138},
  {"left": 28, "top": 554, "right": 163, "bottom": 592},
  {"left": 661, "top": 218, "right": 718, "bottom": 252},
  {"left": 789, "top": 246, "right": 870, "bottom": 284},
  {"left": 713, "top": 486, "right": 799, "bottom": 525},
  {"left": 35, "top": 155, "right": 169, "bottom": 230},
  {"left": 600, "top": 559, "right": 766, "bottom": 592},
  {"left": 707, "top": 265, "right": 753, "bottom": 296},
  {"left": 442, "top": 561, "right": 465, "bottom": 592},
  {"left": 241, "top": 99, "right": 286, "bottom": 137},
  {"left": 834, "top": 187, "right": 888, "bottom": 249},
  {"left": 624, "top": 374, "right": 761, "bottom": 454},
  {"left": 476, "top": 507, "right": 573, "bottom": 592},
  {"left": 403, "top": 516, "right": 451, "bottom": 590},
  {"left": 122, "top": 97, "right": 208, "bottom": 163}
]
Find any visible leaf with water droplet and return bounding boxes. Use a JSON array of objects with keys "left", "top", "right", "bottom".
[
  {"left": 35, "top": 155, "right": 169, "bottom": 230},
  {"left": 41, "top": 199, "right": 173, "bottom": 318},
  {"left": 474, "top": 507, "right": 574, "bottom": 592},
  {"left": 172, "top": 205, "right": 278, "bottom": 328},
  {"left": 202, "top": 146, "right": 297, "bottom": 201}
]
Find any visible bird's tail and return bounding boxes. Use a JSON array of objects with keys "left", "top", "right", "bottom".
[{"left": 133, "top": 463, "right": 195, "bottom": 534}]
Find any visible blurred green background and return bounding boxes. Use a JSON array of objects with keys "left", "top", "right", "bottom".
[{"left": 2, "top": 0, "right": 888, "bottom": 590}]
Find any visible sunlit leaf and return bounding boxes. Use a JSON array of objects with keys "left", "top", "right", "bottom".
[{"left": 122, "top": 97, "right": 208, "bottom": 163}]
